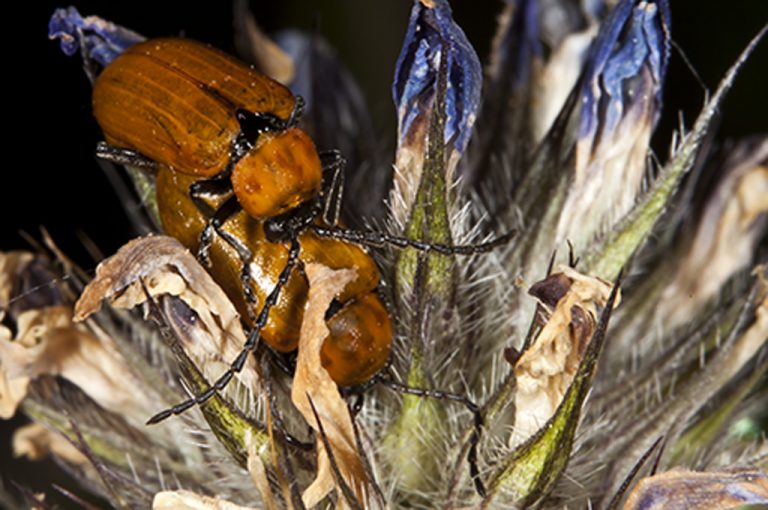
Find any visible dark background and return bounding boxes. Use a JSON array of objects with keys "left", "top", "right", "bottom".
[
  {"left": 2, "top": 0, "right": 767, "bottom": 506},
  {"left": 6, "top": 0, "right": 767, "bottom": 267}
]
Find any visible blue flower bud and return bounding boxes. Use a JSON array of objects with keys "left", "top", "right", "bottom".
[
  {"left": 491, "top": 0, "right": 541, "bottom": 92},
  {"left": 578, "top": 0, "right": 671, "bottom": 151},
  {"left": 49, "top": 7, "right": 144, "bottom": 67},
  {"left": 393, "top": 0, "right": 482, "bottom": 159},
  {"left": 556, "top": 0, "right": 671, "bottom": 249}
]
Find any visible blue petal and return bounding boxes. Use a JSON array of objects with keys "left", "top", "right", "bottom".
[
  {"left": 578, "top": 0, "right": 671, "bottom": 140},
  {"left": 273, "top": 30, "right": 313, "bottom": 105},
  {"left": 48, "top": 7, "right": 144, "bottom": 67},
  {"left": 393, "top": 0, "right": 482, "bottom": 156},
  {"left": 496, "top": 0, "right": 541, "bottom": 90}
]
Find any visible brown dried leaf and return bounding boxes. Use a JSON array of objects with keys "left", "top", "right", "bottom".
[
  {"left": 12, "top": 422, "right": 88, "bottom": 465},
  {"left": 291, "top": 263, "right": 371, "bottom": 508},
  {"left": 623, "top": 468, "right": 768, "bottom": 510},
  {"left": 0, "top": 305, "right": 148, "bottom": 419},
  {"left": 511, "top": 265, "right": 620, "bottom": 446},
  {"left": 74, "top": 235, "right": 258, "bottom": 390},
  {"left": 152, "top": 490, "right": 259, "bottom": 510}
]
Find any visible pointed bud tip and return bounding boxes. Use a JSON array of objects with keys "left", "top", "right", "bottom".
[{"left": 393, "top": 0, "right": 482, "bottom": 158}]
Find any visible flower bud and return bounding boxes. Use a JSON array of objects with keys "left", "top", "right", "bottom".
[
  {"left": 556, "top": 0, "right": 671, "bottom": 250},
  {"left": 392, "top": 0, "right": 482, "bottom": 221},
  {"left": 48, "top": 7, "right": 144, "bottom": 67}
]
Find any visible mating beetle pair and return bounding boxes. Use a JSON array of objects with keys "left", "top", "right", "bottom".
[
  {"left": 87, "top": 35, "right": 511, "bottom": 496},
  {"left": 95, "top": 39, "right": 394, "bottom": 390}
]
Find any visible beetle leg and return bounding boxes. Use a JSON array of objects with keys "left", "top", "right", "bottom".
[
  {"left": 309, "top": 224, "right": 517, "bottom": 255},
  {"left": 95, "top": 142, "right": 157, "bottom": 170},
  {"left": 319, "top": 150, "right": 346, "bottom": 226},
  {"left": 194, "top": 195, "right": 260, "bottom": 323},
  {"left": 188, "top": 176, "right": 233, "bottom": 216},
  {"left": 287, "top": 95, "right": 305, "bottom": 128},
  {"left": 379, "top": 377, "right": 487, "bottom": 498},
  {"left": 261, "top": 359, "right": 314, "bottom": 451},
  {"left": 146, "top": 238, "right": 302, "bottom": 425}
]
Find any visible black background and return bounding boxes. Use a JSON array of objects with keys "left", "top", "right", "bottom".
[
  {"left": 6, "top": 0, "right": 767, "bottom": 268},
  {"left": 1, "top": 0, "right": 767, "bottom": 506}
]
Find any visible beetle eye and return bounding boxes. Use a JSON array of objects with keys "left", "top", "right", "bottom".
[{"left": 235, "top": 108, "right": 285, "bottom": 145}]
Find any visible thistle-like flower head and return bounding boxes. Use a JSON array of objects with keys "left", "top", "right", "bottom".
[{"left": 1, "top": 3, "right": 765, "bottom": 509}]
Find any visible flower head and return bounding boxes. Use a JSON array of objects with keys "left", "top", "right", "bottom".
[{"left": 2, "top": 3, "right": 765, "bottom": 509}]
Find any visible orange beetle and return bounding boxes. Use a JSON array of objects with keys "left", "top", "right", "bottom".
[
  {"left": 93, "top": 38, "right": 321, "bottom": 220},
  {"left": 93, "top": 37, "right": 392, "bottom": 388},
  {"left": 90, "top": 42, "right": 510, "bottom": 482},
  {"left": 87, "top": 34, "right": 507, "bottom": 498},
  {"left": 156, "top": 166, "right": 391, "bottom": 387}
]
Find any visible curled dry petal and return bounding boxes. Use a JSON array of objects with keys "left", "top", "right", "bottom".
[
  {"left": 716, "top": 266, "right": 767, "bottom": 382},
  {"left": 0, "top": 251, "right": 34, "bottom": 309},
  {"left": 291, "top": 263, "right": 370, "bottom": 508},
  {"left": 528, "top": 0, "right": 602, "bottom": 143},
  {"left": 511, "top": 265, "right": 620, "bottom": 446},
  {"left": 246, "top": 431, "right": 279, "bottom": 510},
  {"left": 532, "top": 25, "right": 597, "bottom": 143},
  {"left": 74, "top": 235, "right": 258, "bottom": 391},
  {"left": 12, "top": 422, "right": 88, "bottom": 466},
  {"left": 391, "top": 0, "right": 482, "bottom": 221},
  {"left": 659, "top": 141, "right": 768, "bottom": 330},
  {"left": 233, "top": 6, "right": 294, "bottom": 85},
  {"left": 0, "top": 305, "right": 148, "bottom": 420},
  {"left": 394, "top": 0, "right": 481, "bottom": 157},
  {"left": 623, "top": 468, "right": 768, "bottom": 510}
]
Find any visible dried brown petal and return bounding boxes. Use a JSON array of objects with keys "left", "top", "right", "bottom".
[
  {"left": 531, "top": 26, "right": 598, "bottom": 143},
  {"left": 74, "top": 236, "right": 258, "bottom": 390},
  {"left": 247, "top": 431, "right": 279, "bottom": 510},
  {"left": 0, "top": 305, "right": 148, "bottom": 419},
  {"left": 12, "top": 422, "right": 88, "bottom": 465},
  {"left": 661, "top": 155, "right": 768, "bottom": 330},
  {"left": 0, "top": 251, "right": 34, "bottom": 306},
  {"left": 512, "top": 265, "right": 619, "bottom": 446},
  {"left": 290, "top": 263, "right": 371, "bottom": 508},
  {"left": 232, "top": 5, "right": 294, "bottom": 85},
  {"left": 717, "top": 266, "right": 767, "bottom": 382},
  {"left": 623, "top": 468, "right": 768, "bottom": 510}
]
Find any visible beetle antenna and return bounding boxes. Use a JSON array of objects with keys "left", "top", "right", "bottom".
[
  {"left": 146, "top": 238, "right": 302, "bottom": 425},
  {"left": 309, "top": 225, "right": 515, "bottom": 256}
]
